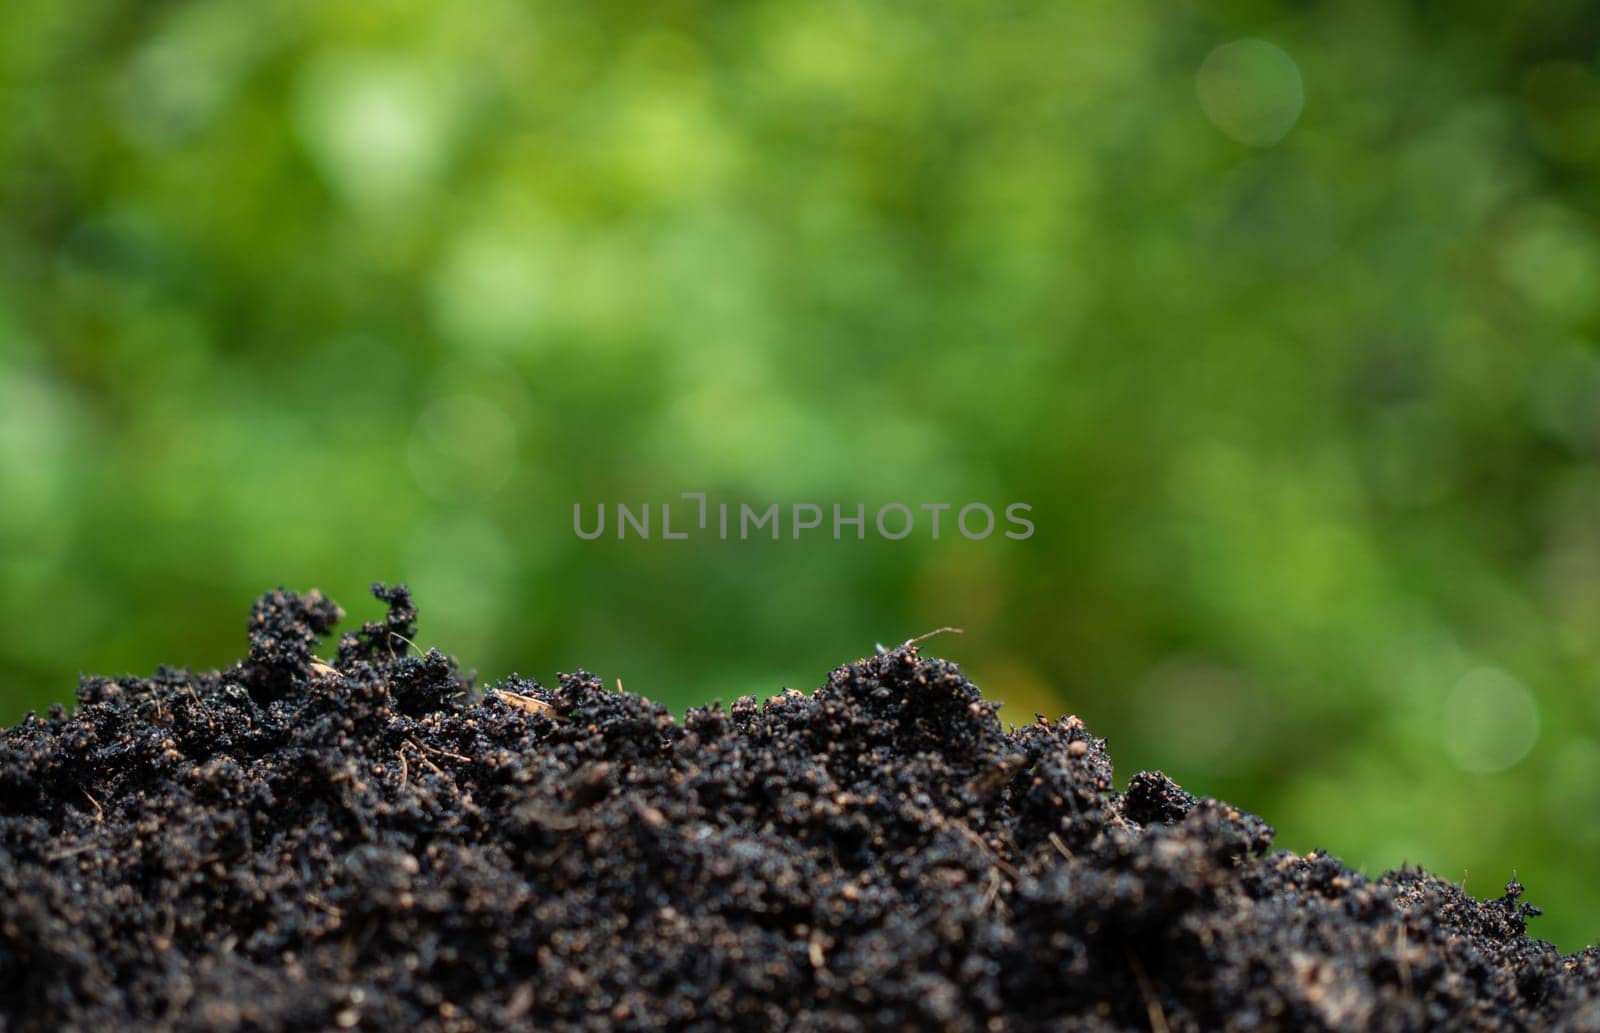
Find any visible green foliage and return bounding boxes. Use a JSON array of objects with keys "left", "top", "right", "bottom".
[{"left": 2, "top": 0, "right": 1599, "bottom": 946}]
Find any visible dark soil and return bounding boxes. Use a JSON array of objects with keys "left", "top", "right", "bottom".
[{"left": 1, "top": 585, "right": 1596, "bottom": 1032}]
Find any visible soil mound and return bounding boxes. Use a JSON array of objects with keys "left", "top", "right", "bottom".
[{"left": 1, "top": 585, "right": 1596, "bottom": 1031}]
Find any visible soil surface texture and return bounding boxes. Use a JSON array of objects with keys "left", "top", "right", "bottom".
[{"left": 1, "top": 585, "right": 1597, "bottom": 1032}]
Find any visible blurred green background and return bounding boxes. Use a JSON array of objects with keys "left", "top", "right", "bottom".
[{"left": 3, "top": 0, "right": 1600, "bottom": 947}]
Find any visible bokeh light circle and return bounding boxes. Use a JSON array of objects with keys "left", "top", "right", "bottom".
[
  {"left": 1196, "top": 40, "right": 1305, "bottom": 146},
  {"left": 1441, "top": 667, "right": 1540, "bottom": 774},
  {"left": 406, "top": 394, "right": 518, "bottom": 503}
]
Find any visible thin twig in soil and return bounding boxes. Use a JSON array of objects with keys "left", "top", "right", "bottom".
[
  {"left": 307, "top": 894, "right": 344, "bottom": 918},
  {"left": 388, "top": 632, "right": 424, "bottom": 658},
  {"left": 905, "top": 626, "right": 965, "bottom": 647},
  {"left": 45, "top": 842, "right": 97, "bottom": 862},
  {"left": 414, "top": 740, "right": 471, "bottom": 763},
  {"left": 403, "top": 740, "right": 448, "bottom": 779},
  {"left": 1125, "top": 948, "right": 1171, "bottom": 1033},
  {"left": 952, "top": 819, "right": 1021, "bottom": 881}
]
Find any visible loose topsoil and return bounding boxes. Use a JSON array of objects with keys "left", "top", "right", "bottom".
[{"left": 2, "top": 586, "right": 1597, "bottom": 1032}]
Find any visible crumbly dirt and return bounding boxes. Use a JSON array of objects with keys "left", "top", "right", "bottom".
[{"left": 1, "top": 585, "right": 1597, "bottom": 1032}]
